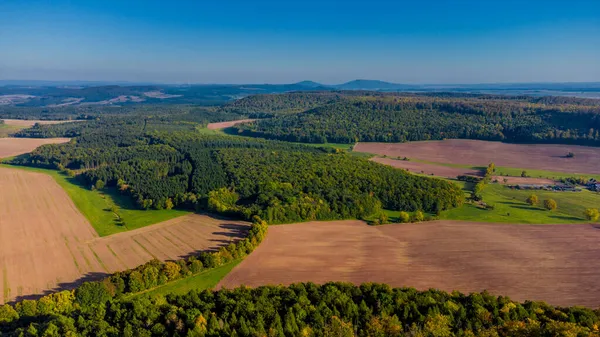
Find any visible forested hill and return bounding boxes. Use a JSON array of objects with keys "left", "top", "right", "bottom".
[
  {"left": 218, "top": 91, "right": 347, "bottom": 115},
  {"left": 9, "top": 117, "right": 463, "bottom": 224},
  {"left": 233, "top": 94, "right": 600, "bottom": 146}
]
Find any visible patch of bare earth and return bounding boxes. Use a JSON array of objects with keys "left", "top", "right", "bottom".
[
  {"left": 219, "top": 220, "right": 600, "bottom": 307},
  {"left": 0, "top": 166, "right": 249, "bottom": 303},
  {"left": 0, "top": 138, "right": 70, "bottom": 158},
  {"left": 371, "top": 157, "right": 482, "bottom": 178},
  {"left": 1, "top": 119, "right": 81, "bottom": 127},
  {"left": 354, "top": 139, "right": 600, "bottom": 175},
  {"left": 207, "top": 119, "right": 257, "bottom": 130}
]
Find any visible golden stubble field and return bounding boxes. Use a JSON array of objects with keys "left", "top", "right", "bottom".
[
  {"left": 0, "top": 166, "right": 249, "bottom": 304},
  {"left": 219, "top": 220, "right": 600, "bottom": 307}
]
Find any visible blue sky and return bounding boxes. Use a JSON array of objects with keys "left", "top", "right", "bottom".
[{"left": 0, "top": 0, "right": 599, "bottom": 84}]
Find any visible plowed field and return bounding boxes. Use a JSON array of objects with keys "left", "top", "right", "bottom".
[
  {"left": 219, "top": 220, "right": 600, "bottom": 307},
  {"left": 0, "top": 166, "right": 248, "bottom": 304}
]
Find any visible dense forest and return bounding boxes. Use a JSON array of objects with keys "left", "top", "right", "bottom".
[
  {"left": 9, "top": 117, "right": 462, "bottom": 223},
  {"left": 2, "top": 281, "right": 599, "bottom": 336},
  {"left": 233, "top": 94, "right": 600, "bottom": 146}
]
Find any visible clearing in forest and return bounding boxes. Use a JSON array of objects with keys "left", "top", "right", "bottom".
[
  {"left": 354, "top": 139, "right": 600, "bottom": 175},
  {"left": 0, "top": 166, "right": 249, "bottom": 304},
  {"left": 206, "top": 119, "right": 256, "bottom": 130},
  {"left": 218, "top": 220, "right": 600, "bottom": 308}
]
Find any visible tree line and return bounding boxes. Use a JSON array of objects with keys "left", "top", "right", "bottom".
[{"left": 2, "top": 279, "right": 599, "bottom": 336}]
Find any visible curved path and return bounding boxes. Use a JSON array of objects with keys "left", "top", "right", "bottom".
[{"left": 219, "top": 220, "right": 600, "bottom": 307}]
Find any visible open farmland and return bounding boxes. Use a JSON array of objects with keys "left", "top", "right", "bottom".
[
  {"left": 0, "top": 119, "right": 81, "bottom": 127},
  {"left": 354, "top": 139, "right": 600, "bottom": 175},
  {"left": 0, "top": 166, "right": 249, "bottom": 304},
  {"left": 206, "top": 119, "right": 256, "bottom": 129},
  {"left": 219, "top": 220, "right": 600, "bottom": 307},
  {"left": 371, "top": 156, "right": 482, "bottom": 178},
  {"left": 0, "top": 137, "right": 70, "bottom": 158}
]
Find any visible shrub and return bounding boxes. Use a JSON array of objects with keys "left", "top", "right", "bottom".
[
  {"left": 543, "top": 199, "right": 557, "bottom": 211},
  {"left": 413, "top": 210, "right": 425, "bottom": 222},
  {"left": 398, "top": 212, "right": 410, "bottom": 223},
  {"left": 584, "top": 208, "right": 600, "bottom": 222},
  {"left": 526, "top": 194, "right": 539, "bottom": 206}
]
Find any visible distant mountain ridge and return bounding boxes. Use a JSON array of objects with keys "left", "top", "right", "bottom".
[{"left": 1, "top": 80, "right": 599, "bottom": 107}]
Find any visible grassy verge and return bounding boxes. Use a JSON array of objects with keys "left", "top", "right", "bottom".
[
  {"left": 494, "top": 166, "right": 600, "bottom": 181},
  {"left": 128, "top": 260, "right": 242, "bottom": 299},
  {"left": 0, "top": 163, "right": 190, "bottom": 236},
  {"left": 440, "top": 183, "right": 600, "bottom": 224}
]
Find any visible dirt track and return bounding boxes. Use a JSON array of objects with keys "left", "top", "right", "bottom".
[
  {"left": 371, "top": 157, "right": 482, "bottom": 178},
  {"left": 355, "top": 140, "right": 600, "bottom": 175},
  {"left": 207, "top": 119, "right": 257, "bottom": 130},
  {"left": 0, "top": 138, "right": 70, "bottom": 159},
  {"left": 219, "top": 220, "right": 600, "bottom": 307},
  {"left": 0, "top": 166, "right": 248, "bottom": 304}
]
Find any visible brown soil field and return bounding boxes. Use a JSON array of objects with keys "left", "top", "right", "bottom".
[
  {"left": 207, "top": 119, "right": 257, "bottom": 130},
  {"left": 0, "top": 137, "right": 70, "bottom": 159},
  {"left": 492, "top": 176, "right": 555, "bottom": 185},
  {"left": 219, "top": 220, "right": 600, "bottom": 307},
  {"left": 371, "top": 157, "right": 482, "bottom": 178},
  {"left": 0, "top": 167, "right": 249, "bottom": 304},
  {"left": 2, "top": 119, "right": 79, "bottom": 126},
  {"left": 0, "top": 119, "right": 81, "bottom": 127},
  {"left": 354, "top": 140, "right": 600, "bottom": 174}
]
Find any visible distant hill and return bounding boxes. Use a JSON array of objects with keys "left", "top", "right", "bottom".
[
  {"left": 2, "top": 80, "right": 599, "bottom": 108},
  {"left": 334, "top": 79, "right": 416, "bottom": 90},
  {"left": 293, "top": 80, "right": 324, "bottom": 88}
]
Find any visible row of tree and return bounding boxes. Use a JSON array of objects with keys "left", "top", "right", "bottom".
[{"left": 2, "top": 280, "right": 600, "bottom": 336}]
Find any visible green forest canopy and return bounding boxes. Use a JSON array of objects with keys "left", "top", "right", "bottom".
[
  {"left": 9, "top": 117, "right": 463, "bottom": 224},
  {"left": 232, "top": 94, "right": 600, "bottom": 146},
  {"left": 2, "top": 282, "right": 599, "bottom": 336}
]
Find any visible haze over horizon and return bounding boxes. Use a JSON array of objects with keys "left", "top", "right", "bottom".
[{"left": 1, "top": 0, "right": 599, "bottom": 84}]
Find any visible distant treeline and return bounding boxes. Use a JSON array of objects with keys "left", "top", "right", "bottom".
[
  {"left": 232, "top": 94, "right": 600, "bottom": 146},
  {"left": 10, "top": 118, "right": 462, "bottom": 224},
  {"left": 2, "top": 281, "right": 599, "bottom": 336},
  {"left": 1, "top": 104, "right": 246, "bottom": 125}
]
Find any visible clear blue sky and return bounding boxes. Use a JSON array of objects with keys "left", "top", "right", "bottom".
[{"left": 1, "top": 0, "right": 599, "bottom": 84}]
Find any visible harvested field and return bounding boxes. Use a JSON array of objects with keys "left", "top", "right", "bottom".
[
  {"left": 207, "top": 119, "right": 256, "bottom": 130},
  {"left": 354, "top": 140, "right": 600, "bottom": 175},
  {"left": 492, "top": 176, "right": 555, "bottom": 185},
  {"left": 0, "top": 166, "right": 249, "bottom": 303},
  {"left": 219, "top": 220, "right": 600, "bottom": 307},
  {"left": 0, "top": 137, "right": 70, "bottom": 159},
  {"left": 0, "top": 119, "right": 81, "bottom": 127},
  {"left": 371, "top": 157, "right": 482, "bottom": 178}
]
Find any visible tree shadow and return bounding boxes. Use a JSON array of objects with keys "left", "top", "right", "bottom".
[
  {"left": 549, "top": 214, "right": 583, "bottom": 221},
  {"left": 8, "top": 272, "right": 109, "bottom": 304},
  {"left": 511, "top": 205, "right": 545, "bottom": 211}
]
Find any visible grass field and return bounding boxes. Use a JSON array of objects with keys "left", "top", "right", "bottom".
[
  {"left": 1, "top": 164, "right": 190, "bottom": 236},
  {"left": 0, "top": 124, "right": 24, "bottom": 137},
  {"left": 130, "top": 260, "right": 242, "bottom": 299},
  {"left": 441, "top": 183, "right": 600, "bottom": 224}
]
